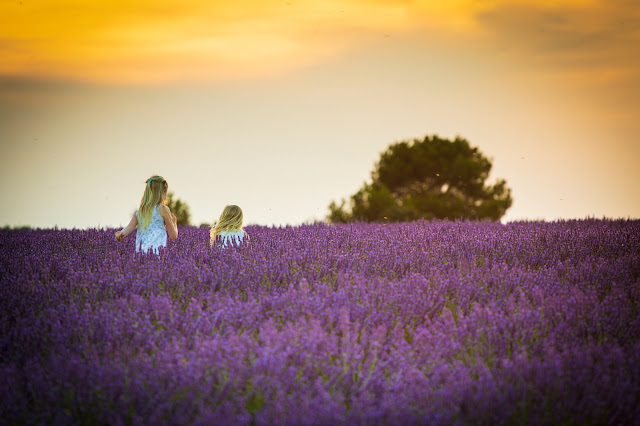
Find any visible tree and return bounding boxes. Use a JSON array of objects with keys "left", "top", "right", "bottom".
[
  {"left": 328, "top": 135, "right": 512, "bottom": 223},
  {"left": 167, "top": 192, "right": 192, "bottom": 226}
]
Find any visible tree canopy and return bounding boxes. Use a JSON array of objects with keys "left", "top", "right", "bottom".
[
  {"left": 328, "top": 135, "right": 512, "bottom": 223},
  {"left": 167, "top": 192, "right": 192, "bottom": 226}
]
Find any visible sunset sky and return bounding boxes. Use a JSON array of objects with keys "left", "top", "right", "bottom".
[{"left": 1, "top": 0, "right": 639, "bottom": 228}]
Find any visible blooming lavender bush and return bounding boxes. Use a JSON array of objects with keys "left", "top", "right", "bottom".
[{"left": 1, "top": 219, "right": 639, "bottom": 425}]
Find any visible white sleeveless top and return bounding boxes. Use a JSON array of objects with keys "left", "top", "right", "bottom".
[
  {"left": 217, "top": 230, "right": 247, "bottom": 248},
  {"left": 135, "top": 205, "right": 167, "bottom": 254}
]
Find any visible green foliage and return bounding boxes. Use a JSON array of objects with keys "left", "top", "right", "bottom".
[
  {"left": 328, "top": 135, "right": 512, "bottom": 222},
  {"left": 167, "top": 192, "right": 192, "bottom": 226},
  {"left": 1, "top": 225, "right": 32, "bottom": 230}
]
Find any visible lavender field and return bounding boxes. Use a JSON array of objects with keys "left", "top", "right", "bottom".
[{"left": 1, "top": 219, "right": 639, "bottom": 425}]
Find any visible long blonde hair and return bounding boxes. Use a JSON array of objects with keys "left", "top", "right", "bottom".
[
  {"left": 210, "top": 205, "right": 243, "bottom": 244},
  {"left": 138, "top": 175, "right": 168, "bottom": 229}
]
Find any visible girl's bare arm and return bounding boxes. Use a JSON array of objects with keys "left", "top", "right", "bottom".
[
  {"left": 159, "top": 205, "right": 179, "bottom": 240},
  {"left": 115, "top": 213, "right": 138, "bottom": 241}
]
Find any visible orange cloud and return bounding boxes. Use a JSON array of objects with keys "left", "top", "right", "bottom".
[
  {"left": 477, "top": 0, "right": 640, "bottom": 114},
  {"left": 0, "top": 0, "right": 414, "bottom": 83},
  {"left": 0, "top": 0, "right": 637, "bottom": 85}
]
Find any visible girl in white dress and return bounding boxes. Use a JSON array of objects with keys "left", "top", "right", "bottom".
[
  {"left": 115, "top": 175, "right": 178, "bottom": 254},
  {"left": 210, "top": 205, "right": 248, "bottom": 248}
]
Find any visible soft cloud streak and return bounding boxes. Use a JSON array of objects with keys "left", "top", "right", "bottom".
[
  {"left": 3, "top": 0, "right": 636, "bottom": 86},
  {"left": 1, "top": 0, "right": 415, "bottom": 83},
  {"left": 477, "top": 0, "right": 640, "bottom": 113}
]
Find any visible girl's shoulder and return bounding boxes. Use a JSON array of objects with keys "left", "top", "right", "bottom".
[
  {"left": 220, "top": 229, "right": 246, "bottom": 236},
  {"left": 220, "top": 229, "right": 241, "bottom": 234}
]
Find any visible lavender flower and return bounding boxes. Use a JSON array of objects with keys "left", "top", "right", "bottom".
[{"left": 1, "top": 219, "right": 639, "bottom": 424}]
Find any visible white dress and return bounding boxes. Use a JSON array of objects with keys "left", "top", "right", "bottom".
[
  {"left": 135, "top": 205, "right": 167, "bottom": 254},
  {"left": 218, "top": 230, "right": 247, "bottom": 248}
]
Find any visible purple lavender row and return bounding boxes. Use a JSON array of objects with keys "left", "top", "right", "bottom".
[{"left": 1, "top": 219, "right": 639, "bottom": 424}]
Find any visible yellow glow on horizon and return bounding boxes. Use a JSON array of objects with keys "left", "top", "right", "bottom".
[{"left": 0, "top": 0, "right": 624, "bottom": 84}]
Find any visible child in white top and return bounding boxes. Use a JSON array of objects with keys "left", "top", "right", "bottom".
[
  {"left": 115, "top": 175, "right": 178, "bottom": 254},
  {"left": 210, "top": 205, "right": 248, "bottom": 248}
]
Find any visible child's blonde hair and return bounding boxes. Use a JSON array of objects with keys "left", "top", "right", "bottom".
[
  {"left": 138, "top": 175, "right": 168, "bottom": 229},
  {"left": 210, "top": 205, "right": 243, "bottom": 244}
]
